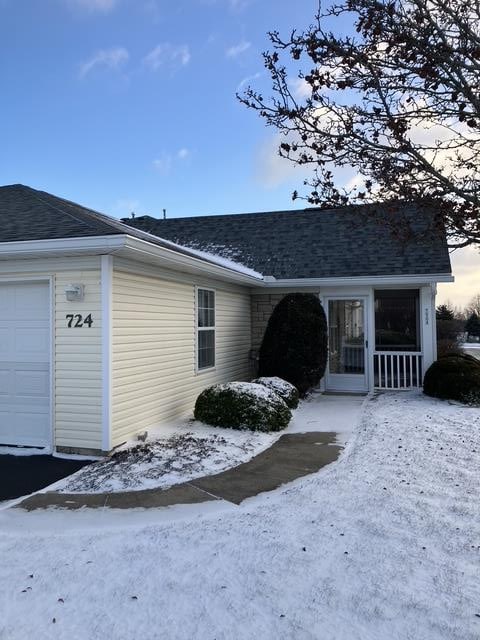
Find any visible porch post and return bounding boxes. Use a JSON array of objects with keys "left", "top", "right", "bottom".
[
  {"left": 367, "top": 289, "right": 375, "bottom": 392},
  {"left": 420, "top": 284, "right": 436, "bottom": 377}
]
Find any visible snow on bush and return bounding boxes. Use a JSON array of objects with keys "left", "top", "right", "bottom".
[
  {"left": 424, "top": 353, "right": 480, "bottom": 405},
  {"left": 194, "top": 381, "right": 291, "bottom": 432},
  {"left": 252, "top": 376, "right": 299, "bottom": 409}
]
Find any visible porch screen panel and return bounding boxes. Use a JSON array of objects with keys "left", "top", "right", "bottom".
[
  {"left": 328, "top": 300, "right": 365, "bottom": 374},
  {"left": 374, "top": 290, "right": 420, "bottom": 351}
]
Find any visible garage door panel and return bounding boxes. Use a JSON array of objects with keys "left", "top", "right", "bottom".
[
  {"left": 15, "top": 327, "right": 50, "bottom": 359},
  {"left": 15, "top": 286, "right": 49, "bottom": 317},
  {"left": 0, "top": 327, "right": 11, "bottom": 357},
  {"left": 14, "top": 411, "right": 49, "bottom": 445},
  {"left": 0, "top": 288, "right": 14, "bottom": 315},
  {"left": 14, "top": 369, "right": 50, "bottom": 397},
  {"left": 0, "top": 370, "right": 10, "bottom": 395},
  {"left": 0, "top": 283, "right": 50, "bottom": 448}
]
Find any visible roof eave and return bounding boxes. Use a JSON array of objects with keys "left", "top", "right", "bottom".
[
  {"left": 0, "top": 234, "right": 265, "bottom": 286},
  {"left": 253, "top": 273, "right": 454, "bottom": 290}
]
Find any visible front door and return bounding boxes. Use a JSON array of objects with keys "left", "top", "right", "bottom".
[{"left": 326, "top": 298, "right": 368, "bottom": 392}]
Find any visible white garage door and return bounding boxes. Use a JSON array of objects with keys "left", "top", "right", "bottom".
[{"left": 0, "top": 282, "right": 50, "bottom": 447}]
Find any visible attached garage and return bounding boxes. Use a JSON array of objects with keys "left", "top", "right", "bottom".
[{"left": 0, "top": 281, "right": 51, "bottom": 447}]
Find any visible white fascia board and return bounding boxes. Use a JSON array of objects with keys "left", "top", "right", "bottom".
[
  {"left": 121, "top": 236, "right": 264, "bottom": 285},
  {"left": 101, "top": 255, "right": 113, "bottom": 453},
  {"left": 0, "top": 235, "right": 126, "bottom": 257},
  {"left": 0, "top": 234, "right": 265, "bottom": 285},
  {"left": 0, "top": 235, "right": 453, "bottom": 288},
  {"left": 252, "top": 273, "right": 454, "bottom": 290}
]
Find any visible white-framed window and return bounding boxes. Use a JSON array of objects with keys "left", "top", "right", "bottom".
[{"left": 196, "top": 287, "right": 216, "bottom": 371}]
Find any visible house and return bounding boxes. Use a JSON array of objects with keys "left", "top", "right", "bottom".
[{"left": 0, "top": 184, "right": 453, "bottom": 455}]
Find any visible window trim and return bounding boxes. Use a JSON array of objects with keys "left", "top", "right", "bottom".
[{"left": 195, "top": 286, "right": 216, "bottom": 373}]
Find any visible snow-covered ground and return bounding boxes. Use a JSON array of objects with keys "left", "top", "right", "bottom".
[
  {"left": 462, "top": 343, "right": 480, "bottom": 360},
  {"left": 56, "top": 424, "right": 278, "bottom": 494},
  {"left": 0, "top": 391, "right": 479, "bottom": 640},
  {"left": 53, "top": 392, "right": 362, "bottom": 494}
]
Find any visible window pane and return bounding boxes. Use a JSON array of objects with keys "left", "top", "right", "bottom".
[
  {"left": 198, "top": 289, "right": 215, "bottom": 328},
  {"left": 207, "top": 307, "right": 215, "bottom": 327},
  {"left": 198, "top": 329, "right": 215, "bottom": 369},
  {"left": 375, "top": 290, "right": 419, "bottom": 351},
  {"left": 328, "top": 300, "right": 365, "bottom": 374},
  {"left": 205, "top": 290, "right": 214, "bottom": 310},
  {"left": 198, "top": 307, "right": 208, "bottom": 328}
]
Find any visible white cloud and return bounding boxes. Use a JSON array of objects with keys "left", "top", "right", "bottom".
[
  {"left": 291, "top": 77, "right": 311, "bottom": 101},
  {"left": 237, "top": 71, "right": 262, "bottom": 91},
  {"left": 438, "top": 246, "right": 480, "bottom": 308},
  {"left": 177, "top": 148, "right": 190, "bottom": 160},
  {"left": 153, "top": 148, "right": 191, "bottom": 175},
  {"left": 143, "top": 44, "right": 191, "bottom": 71},
  {"left": 226, "top": 40, "right": 251, "bottom": 58},
  {"left": 256, "top": 134, "right": 300, "bottom": 188},
  {"left": 79, "top": 46, "right": 129, "bottom": 78},
  {"left": 152, "top": 154, "right": 173, "bottom": 175},
  {"left": 227, "top": 0, "right": 252, "bottom": 10},
  {"left": 66, "top": 0, "right": 116, "bottom": 13},
  {"left": 199, "top": 0, "right": 253, "bottom": 11}
]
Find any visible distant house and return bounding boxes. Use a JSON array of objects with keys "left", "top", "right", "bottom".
[{"left": 0, "top": 185, "right": 452, "bottom": 454}]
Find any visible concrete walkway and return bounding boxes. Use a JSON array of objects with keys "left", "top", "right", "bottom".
[{"left": 16, "top": 431, "right": 341, "bottom": 511}]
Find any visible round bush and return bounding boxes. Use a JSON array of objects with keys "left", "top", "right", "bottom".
[
  {"left": 194, "top": 382, "right": 291, "bottom": 432},
  {"left": 423, "top": 353, "right": 480, "bottom": 404},
  {"left": 258, "top": 293, "right": 328, "bottom": 396},
  {"left": 252, "top": 376, "right": 299, "bottom": 409}
]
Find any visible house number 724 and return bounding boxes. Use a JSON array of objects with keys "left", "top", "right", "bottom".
[{"left": 66, "top": 314, "right": 93, "bottom": 328}]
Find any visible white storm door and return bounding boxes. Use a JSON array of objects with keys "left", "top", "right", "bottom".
[
  {"left": 0, "top": 282, "right": 51, "bottom": 447},
  {"left": 326, "top": 298, "right": 368, "bottom": 392}
]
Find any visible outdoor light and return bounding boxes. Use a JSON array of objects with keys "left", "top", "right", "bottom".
[{"left": 65, "top": 283, "right": 85, "bottom": 302}]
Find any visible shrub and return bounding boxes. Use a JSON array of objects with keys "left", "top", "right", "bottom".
[
  {"left": 194, "top": 382, "right": 291, "bottom": 432},
  {"left": 258, "top": 293, "right": 328, "bottom": 396},
  {"left": 423, "top": 353, "right": 480, "bottom": 404},
  {"left": 252, "top": 376, "right": 299, "bottom": 409}
]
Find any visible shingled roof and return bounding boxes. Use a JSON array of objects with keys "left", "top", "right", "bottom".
[
  {"left": 123, "top": 203, "right": 452, "bottom": 279},
  {"left": 0, "top": 184, "right": 255, "bottom": 272},
  {"left": 0, "top": 184, "right": 451, "bottom": 280}
]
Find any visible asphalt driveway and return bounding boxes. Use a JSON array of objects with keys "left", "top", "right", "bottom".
[{"left": 0, "top": 454, "right": 92, "bottom": 501}]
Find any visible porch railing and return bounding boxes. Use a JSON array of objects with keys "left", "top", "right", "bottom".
[{"left": 374, "top": 351, "right": 423, "bottom": 389}]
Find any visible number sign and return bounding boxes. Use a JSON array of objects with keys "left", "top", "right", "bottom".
[{"left": 66, "top": 314, "right": 93, "bottom": 328}]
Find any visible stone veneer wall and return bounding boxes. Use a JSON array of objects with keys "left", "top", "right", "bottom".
[
  {"left": 250, "top": 293, "right": 287, "bottom": 351},
  {"left": 251, "top": 291, "right": 323, "bottom": 352}
]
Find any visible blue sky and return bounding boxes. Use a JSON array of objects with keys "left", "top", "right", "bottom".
[
  {"left": 0, "top": 0, "right": 318, "bottom": 219},
  {"left": 0, "top": 0, "right": 477, "bottom": 306}
]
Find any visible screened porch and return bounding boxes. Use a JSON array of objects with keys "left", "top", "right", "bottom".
[{"left": 373, "top": 289, "right": 423, "bottom": 389}]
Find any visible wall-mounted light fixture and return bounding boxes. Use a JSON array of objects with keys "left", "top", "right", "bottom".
[{"left": 65, "top": 284, "right": 85, "bottom": 302}]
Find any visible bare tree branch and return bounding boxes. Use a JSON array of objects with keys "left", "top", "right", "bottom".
[{"left": 239, "top": 0, "right": 480, "bottom": 247}]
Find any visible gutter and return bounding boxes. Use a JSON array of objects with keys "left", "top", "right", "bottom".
[
  {"left": 255, "top": 274, "right": 454, "bottom": 288},
  {"left": 0, "top": 236, "right": 454, "bottom": 287},
  {"left": 0, "top": 234, "right": 265, "bottom": 286}
]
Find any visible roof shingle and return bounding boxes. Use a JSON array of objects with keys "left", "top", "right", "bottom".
[
  {"left": 123, "top": 203, "right": 452, "bottom": 279},
  {"left": 0, "top": 184, "right": 451, "bottom": 279}
]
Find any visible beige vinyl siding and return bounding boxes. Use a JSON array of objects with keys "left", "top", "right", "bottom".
[
  {"left": 0, "top": 257, "right": 103, "bottom": 451},
  {"left": 54, "top": 269, "right": 102, "bottom": 450},
  {"left": 111, "top": 267, "right": 251, "bottom": 446}
]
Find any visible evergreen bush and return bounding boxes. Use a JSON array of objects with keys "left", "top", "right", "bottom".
[
  {"left": 194, "top": 382, "right": 291, "bottom": 432},
  {"left": 258, "top": 293, "right": 328, "bottom": 396},
  {"left": 423, "top": 353, "right": 480, "bottom": 405},
  {"left": 252, "top": 376, "right": 299, "bottom": 409}
]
